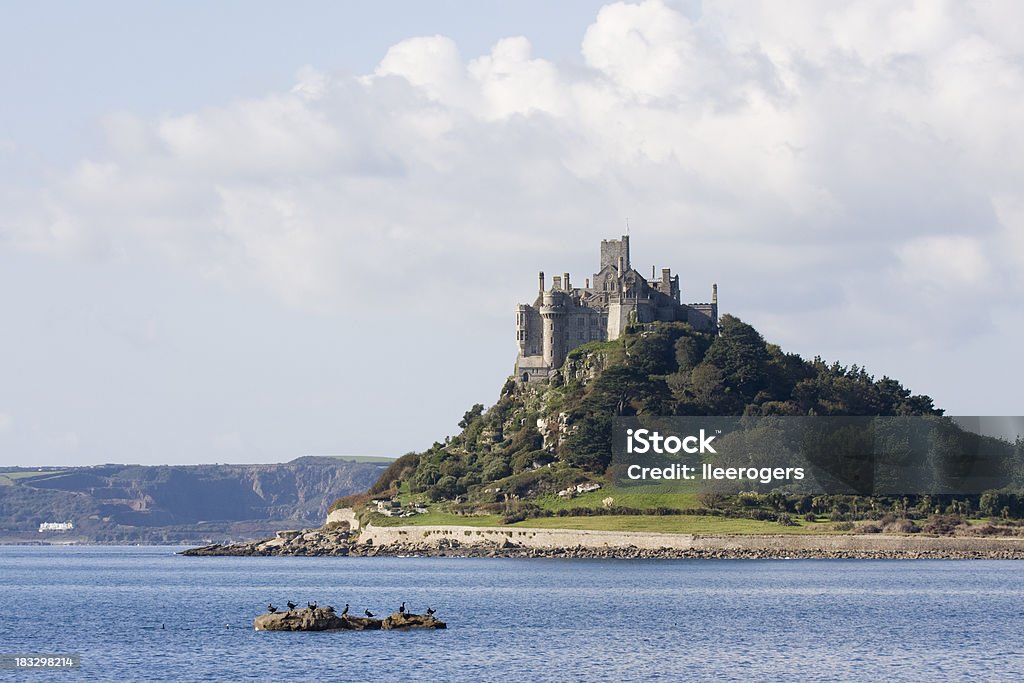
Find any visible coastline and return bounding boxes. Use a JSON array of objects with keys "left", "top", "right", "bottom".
[{"left": 180, "top": 523, "right": 1024, "bottom": 560}]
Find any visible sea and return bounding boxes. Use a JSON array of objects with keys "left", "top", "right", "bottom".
[{"left": 1, "top": 546, "right": 1022, "bottom": 681}]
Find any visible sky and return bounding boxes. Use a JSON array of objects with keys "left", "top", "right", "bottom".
[{"left": 2, "top": 0, "right": 1023, "bottom": 467}]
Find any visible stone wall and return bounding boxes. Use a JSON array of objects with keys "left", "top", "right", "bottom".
[
  {"left": 325, "top": 507, "right": 360, "bottom": 531},
  {"left": 358, "top": 523, "right": 1024, "bottom": 554}
]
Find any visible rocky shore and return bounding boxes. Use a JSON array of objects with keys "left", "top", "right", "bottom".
[
  {"left": 183, "top": 527, "right": 352, "bottom": 556},
  {"left": 181, "top": 524, "right": 1024, "bottom": 560},
  {"left": 254, "top": 606, "right": 445, "bottom": 631}
]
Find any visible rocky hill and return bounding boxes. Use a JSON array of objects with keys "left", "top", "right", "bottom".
[
  {"left": 0, "top": 456, "right": 386, "bottom": 544},
  {"left": 343, "top": 316, "right": 1022, "bottom": 525}
]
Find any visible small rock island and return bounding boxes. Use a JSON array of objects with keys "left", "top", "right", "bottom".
[{"left": 254, "top": 606, "right": 446, "bottom": 632}]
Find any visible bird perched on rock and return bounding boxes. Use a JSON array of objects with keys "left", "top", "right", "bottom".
[
  {"left": 324, "top": 605, "right": 335, "bottom": 614},
  {"left": 364, "top": 609, "right": 374, "bottom": 618},
  {"left": 426, "top": 607, "right": 436, "bottom": 616},
  {"left": 341, "top": 604, "right": 349, "bottom": 616},
  {"left": 267, "top": 604, "right": 278, "bottom": 614},
  {"left": 287, "top": 601, "right": 297, "bottom": 611},
  {"left": 307, "top": 601, "right": 318, "bottom": 610},
  {"left": 399, "top": 602, "right": 406, "bottom": 614}
]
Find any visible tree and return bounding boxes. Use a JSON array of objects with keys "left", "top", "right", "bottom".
[
  {"left": 701, "top": 315, "right": 771, "bottom": 402},
  {"left": 583, "top": 366, "right": 649, "bottom": 416},
  {"left": 562, "top": 414, "right": 613, "bottom": 471},
  {"left": 459, "top": 404, "right": 485, "bottom": 429}
]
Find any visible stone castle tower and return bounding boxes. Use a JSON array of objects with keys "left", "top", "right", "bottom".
[{"left": 515, "top": 235, "right": 718, "bottom": 383}]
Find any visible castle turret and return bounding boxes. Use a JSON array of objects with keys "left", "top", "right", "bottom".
[
  {"left": 600, "top": 235, "right": 630, "bottom": 271},
  {"left": 540, "top": 291, "right": 567, "bottom": 368}
]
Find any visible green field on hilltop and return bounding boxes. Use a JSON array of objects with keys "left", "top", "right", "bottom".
[
  {"left": 298, "top": 455, "right": 395, "bottom": 464},
  {"left": 329, "top": 455, "right": 395, "bottom": 463},
  {"left": 0, "top": 470, "right": 66, "bottom": 486}
]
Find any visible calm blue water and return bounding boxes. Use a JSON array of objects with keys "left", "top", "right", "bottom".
[{"left": 1, "top": 547, "right": 1023, "bottom": 681}]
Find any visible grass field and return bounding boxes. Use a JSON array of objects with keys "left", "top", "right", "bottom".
[
  {"left": 0, "top": 470, "right": 65, "bottom": 486},
  {"left": 367, "top": 511, "right": 504, "bottom": 527},
  {"left": 511, "top": 515, "right": 833, "bottom": 535},
  {"left": 365, "top": 508, "right": 837, "bottom": 535},
  {"left": 321, "top": 455, "right": 395, "bottom": 463},
  {"left": 535, "top": 486, "right": 703, "bottom": 512}
]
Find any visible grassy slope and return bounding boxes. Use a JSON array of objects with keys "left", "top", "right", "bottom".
[
  {"left": 366, "top": 509, "right": 840, "bottom": 535},
  {"left": 511, "top": 515, "right": 834, "bottom": 535}
]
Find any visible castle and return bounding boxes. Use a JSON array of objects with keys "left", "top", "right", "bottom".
[{"left": 515, "top": 235, "right": 718, "bottom": 383}]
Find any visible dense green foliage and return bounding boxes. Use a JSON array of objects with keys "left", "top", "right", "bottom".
[{"left": 365, "top": 316, "right": 946, "bottom": 503}]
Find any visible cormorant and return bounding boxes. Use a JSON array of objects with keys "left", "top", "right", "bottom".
[
  {"left": 399, "top": 602, "right": 406, "bottom": 614},
  {"left": 341, "top": 604, "right": 349, "bottom": 616},
  {"left": 267, "top": 604, "right": 278, "bottom": 614},
  {"left": 307, "top": 601, "right": 318, "bottom": 610},
  {"left": 426, "top": 607, "right": 436, "bottom": 616},
  {"left": 364, "top": 609, "right": 374, "bottom": 618},
  {"left": 287, "top": 601, "right": 297, "bottom": 611}
]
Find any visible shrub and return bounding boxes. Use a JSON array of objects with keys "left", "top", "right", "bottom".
[
  {"left": 921, "top": 514, "right": 963, "bottom": 536},
  {"left": 882, "top": 517, "right": 919, "bottom": 534},
  {"left": 697, "top": 492, "right": 725, "bottom": 509}
]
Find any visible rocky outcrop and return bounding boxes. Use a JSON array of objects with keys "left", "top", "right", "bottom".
[
  {"left": 381, "top": 612, "right": 447, "bottom": 630},
  {"left": 181, "top": 526, "right": 353, "bottom": 556},
  {"left": 253, "top": 607, "right": 445, "bottom": 631}
]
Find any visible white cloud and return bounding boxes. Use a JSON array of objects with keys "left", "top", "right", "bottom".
[
  {"left": 896, "top": 235, "right": 991, "bottom": 290},
  {"left": 4, "top": 0, "right": 1024, "bottom": 356}
]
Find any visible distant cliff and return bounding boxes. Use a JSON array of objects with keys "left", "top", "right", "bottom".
[{"left": 0, "top": 456, "right": 387, "bottom": 544}]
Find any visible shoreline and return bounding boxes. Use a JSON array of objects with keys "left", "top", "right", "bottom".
[{"left": 180, "top": 523, "right": 1024, "bottom": 560}]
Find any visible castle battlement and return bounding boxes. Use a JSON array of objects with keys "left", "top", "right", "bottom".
[{"left": 515, "top": 235, "right": 718, "bottom": 383}]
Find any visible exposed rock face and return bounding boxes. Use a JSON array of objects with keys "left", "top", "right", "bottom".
[
  {"left": 181, "top": 526, "right": 352, "bottom": 556},
  {"left": 1, "top": 457, "right": 384, "bottom": 543},
  {"left": 253, "top": 608, "right": 445, "bottom": 631}
]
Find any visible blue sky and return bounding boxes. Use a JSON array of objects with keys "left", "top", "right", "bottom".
[{"left": 2, "top": 1, "right": 1023, "bottom": 466}]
